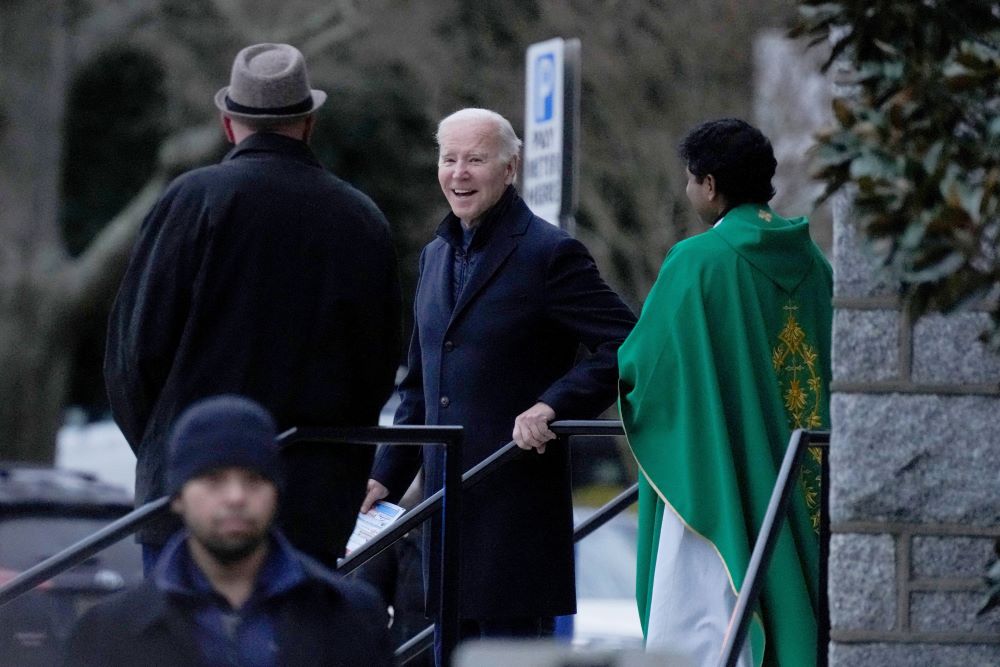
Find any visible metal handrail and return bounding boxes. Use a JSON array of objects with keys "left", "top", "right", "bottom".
[
  {"left": 338, "top": 420, "right": 631, "bottom": 573},
  {"left": 0, "top": 496, "right": 171, "bottom": 607},
  {"left": 395, "top": 625, "right": 435, "bottom": 665},
  {"left": 352, "top": 441, "right": 531, "bottom": 663},
  {"left": 0, "top": 426, "right": 468, "bottom": 666},
  {"left": 337, "top": 432, "right": 523, "bottom": 575},
  {"left": 388, "top": 420, "right": 632, "bottom": 663},
  {"left": 573, "top": 483, "right": 638, "bottom": 543},
  {"left": 278, "top": 425, "right": 465, "bottom": 665},
  {"left": 389, "top": 489, "right": 640, "bottom": 664},
  {"left": 719, "top": 429, "right": 831, "bottom": 667},
  {"left": 0, "top": 420, "right": 637, "bottom": 666}
]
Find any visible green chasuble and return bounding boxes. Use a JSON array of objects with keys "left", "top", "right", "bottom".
[{"left": 619, "top": 204, "right": 832, "bottom": 666}]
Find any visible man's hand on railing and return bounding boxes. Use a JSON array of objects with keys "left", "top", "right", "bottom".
[
  {"left": 360, "top": 479, "right": 390, "bottom": 514},
  {"left": 512, "top": 402, "right": 556, "bottom": 454}
]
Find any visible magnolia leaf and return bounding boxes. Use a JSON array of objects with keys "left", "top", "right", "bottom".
[
  {"left": 978, "top": 551, "right": 1000, "bottom": 616},
  {"left": 922, "top": 141, "right": 945, "bottom": 175},
  {"left": 814, "top": 141, "right": 856, "bottom": 167},
  {"left": 977, "top": 591, "right": 1000, "bottom": 619},
  {"left": 940, "top": 174, "right": 986, "bottom": 218},
  {"left": 798, "top": 0, "right": 1000, "bottom": 349},
  {"left": 881, "top": 60, "right": 905, "bottom": 81},
  {"left": 935, "top": 202, "right": 973, "bottom": 227},
  {"left": 853, "top": 119, "right": 882, "bottom": 142},
  {"left": 898, "top": 212, "right": 933, "bottom": 249},
  {"left": 944, "top": 61, "right": 985, "bottom": 91},
  {"left": 904, "top": 249, "right": 966, "bottom": 283},
  {"left": 849, "top": 152, "right": 897, "bottom": 181},
  {"left": 979, "top": 319, "right": 1000, "bottom": 354},
  {"left": 873, "top": 38, "right": 899, "bottom": 57},
  {"left": 932, "top": 274, "right": 990, "bottom": 313},
  {"left": 814, "top": 177, "right": 847, "bottom": 205},
  {"left": 989, "top": 117, "right": 1000, "bottom": 138},
  {"left": 832, "top": 97, "right": 854, "bottom": 126},
  {"left": 955, "top": 40, "right": 1000, "bottom": 69},
  {"left": 799, "top": 2, "right": 844, "bottom": 18},
  {"left": 865, "top": 212, "right": 906, "bottom": 238},
  {"left": 796, "top": 2, "right": 846, "bottom": 26}
]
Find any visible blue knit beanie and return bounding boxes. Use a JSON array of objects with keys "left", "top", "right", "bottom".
[{"left": 166, "top": 395, "right": 283, "bottom": 497}]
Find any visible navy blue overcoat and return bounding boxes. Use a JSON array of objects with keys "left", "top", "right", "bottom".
[{"left": 372, "top": 191, "right": 635, "bottom": 618}]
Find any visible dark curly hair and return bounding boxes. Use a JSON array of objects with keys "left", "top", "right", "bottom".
[{"left": 679, "top": 118, "right": 777, "bottom": 206}]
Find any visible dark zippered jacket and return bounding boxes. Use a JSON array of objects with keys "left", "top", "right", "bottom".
[{"left": 63, "top": 534, "right": 393, "bottom": 666}]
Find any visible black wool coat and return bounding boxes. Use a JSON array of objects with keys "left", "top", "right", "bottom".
[
  {"left": 62, "top": 556, "right": 393, "bottom": 667},
  {"left": 371, "top": 192, "right": 636, "bottom": 618},
  {"left": 105, "top": 133, "right": 402, "bottom": 549}
]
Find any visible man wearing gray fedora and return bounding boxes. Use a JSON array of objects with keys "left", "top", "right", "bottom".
[{"left": 105, "top": 43, "right": 402, "bottom": 572}]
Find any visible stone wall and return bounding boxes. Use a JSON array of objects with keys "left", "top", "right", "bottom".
[
  {"left": 828, "top": 193, "right": 1000, "bottom": 665},
  {"left": 753, "top": 32, "right": 1000, "bottom": 665}
]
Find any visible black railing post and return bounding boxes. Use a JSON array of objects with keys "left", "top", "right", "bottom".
[
  {"left": 0, "top": 421, "right": 835, "bottom": 667},
  {"left": 337, "top": 438, "right": 523, "bottom": 577},
  {"left": 379, "top": 421, "right": 629, "bottom": 662},
  {"left": 279, "top": 426, "right": 466, "bottom": 666},
  {"left": 818, "top": 438, "right": 831, "bottom": 667},
  {"left": 718, "top": 430, "right": 830, "bottom": 667},
  {"left": 14, "top": 420, "right": 842, "bottom": 665},
  {"left": 438, "top": 429, "right": 463, "bottom": 666}
]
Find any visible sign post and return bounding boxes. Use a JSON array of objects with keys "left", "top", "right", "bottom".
[{"left": 523, "top": 37, "right": 580, "bottom": 230}]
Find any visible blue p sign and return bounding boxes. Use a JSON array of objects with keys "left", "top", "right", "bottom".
[{"left": 534, "top": 53, "right": 555, "bottom": 123}]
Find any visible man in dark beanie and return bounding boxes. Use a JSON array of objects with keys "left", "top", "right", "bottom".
[
  {"left": 63, "top": 396, "right": 393, "bottom": 667},
  {"left": 104, "top": 42, "right": 402, "bottom": 570}
]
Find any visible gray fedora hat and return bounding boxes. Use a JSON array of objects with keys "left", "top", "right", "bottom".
[{"left": 214, "top": 43, "right": 327, "bottom": 121}]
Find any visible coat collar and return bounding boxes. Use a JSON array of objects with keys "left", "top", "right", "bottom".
[
  {"left": 713, "top": 203, "right": 816, "bottom": 294},
  {"left": 120, "top": 537, "right": 351, "bottom": 665},
  {"left": 438, "top": 189, "right": 532, "bottom": 323},
  {"left": 435, "top": 185, "right": 519, "bottom": 251},
  {"left": 223, "top": 132, "right": 322, "bottom": 169},
  {"left": 153, "top": 530, "right": 308, "bottom": 603}
]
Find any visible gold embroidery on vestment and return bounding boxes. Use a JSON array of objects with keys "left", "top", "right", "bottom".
[{"left": 773, "top": 301, "right": 823, "bottom": 533}]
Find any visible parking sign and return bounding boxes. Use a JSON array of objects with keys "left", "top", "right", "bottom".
[
  {"left": 534, "top": 53, "right": 556, "bottom": 123},
  {"left": 524, "top": 39, "right": 565, "bottom": 226}
]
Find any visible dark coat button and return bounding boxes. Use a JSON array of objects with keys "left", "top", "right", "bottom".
[
  {"left": 440, "top": 396, "right": 450, "bottom": 408},
  {"left": 444, "top": 340, "right": 454, "bottom": 352}
]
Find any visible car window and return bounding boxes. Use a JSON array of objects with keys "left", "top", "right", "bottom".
[{"left": 0, "top": 516, "right": 142, "bottom": 590}]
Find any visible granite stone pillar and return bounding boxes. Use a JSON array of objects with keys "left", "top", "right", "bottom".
[
  {"left": 754, "top": 32, "right": 1000, "bottom": 666},
  {"left": 828, "top": 194, "right": 1000, "bottom": 666}
]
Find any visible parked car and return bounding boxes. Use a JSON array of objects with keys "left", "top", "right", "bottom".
[{"left": 0, "top": 464, "right": 142, "bottom": 666}]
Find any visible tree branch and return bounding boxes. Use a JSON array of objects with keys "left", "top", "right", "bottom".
[{"left": 62, "top": 123, "right": 223, "bottom": 320}]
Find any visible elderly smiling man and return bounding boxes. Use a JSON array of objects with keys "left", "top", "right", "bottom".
[{"left": 362, "top": 108, "right": 635, "bottom": 652}]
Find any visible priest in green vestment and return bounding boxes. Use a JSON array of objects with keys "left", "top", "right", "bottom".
[{"left": 619, "top": 118, "right": 832, "bottom": 666}]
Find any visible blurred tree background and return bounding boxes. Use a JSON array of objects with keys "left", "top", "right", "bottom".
[{"left": 2, "top": 0, "right": 794, "bottom": 462}]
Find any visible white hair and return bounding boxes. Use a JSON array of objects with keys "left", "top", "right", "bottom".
[{"left": 436, "top": 108, "right": 522, "bottom": 163}]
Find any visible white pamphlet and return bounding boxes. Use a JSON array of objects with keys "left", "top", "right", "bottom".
[{"left": 344, "top": 500, "right": 406, "bottom": 556}]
